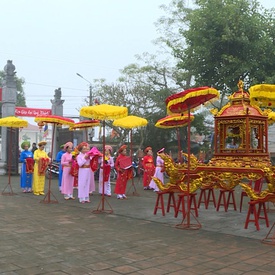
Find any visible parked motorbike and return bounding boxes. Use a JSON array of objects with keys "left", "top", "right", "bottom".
[{"left": 46, "top": 161, "right": 60, "bottom": 179}]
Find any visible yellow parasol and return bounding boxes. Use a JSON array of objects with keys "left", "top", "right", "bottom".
[
  {"left": 34, "top": 115, "right": 75, "bottom": 203},
  {"left": 0, "top": 116, "right": 28, "bottom": 195},
  {"left": 249, "top": 84, "right": 275, "bottom": 108},
  {"left": 113, "top": 115, "right": 148, "bottom": 195},
  {"left": 80, "top": 104, "right": 128, "bottom": 213}
]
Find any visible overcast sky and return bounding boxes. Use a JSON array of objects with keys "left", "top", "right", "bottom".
[{"left": 0, "top": 0, "right": 274, "bottom": 122}]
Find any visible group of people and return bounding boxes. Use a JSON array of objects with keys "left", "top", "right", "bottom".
[{"left": 20, "top": 140, "right": 166, "bottom": 202}]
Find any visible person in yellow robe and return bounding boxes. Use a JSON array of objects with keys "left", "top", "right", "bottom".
[{"left": 33, "top": 141, "right": 50, "bottom": 195}]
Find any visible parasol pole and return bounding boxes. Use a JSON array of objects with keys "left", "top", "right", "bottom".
[
  {"left": 176, "top": 106, "right": 201, "bottom": 230},
  {"left": 93, "top": 120, "right": 113, "bottom": 214},
  {"left": 127, "top": 129, "right": 139, "bottom": 196},
  {"left": 2, "top": 127, "right": 15, "bottom": 195},
  {"left": 85, "top": 128, "right": 88, "bottom": 142},
  {"left": 41, "top": 123, "right": 58, "bottom": 204},
  {"left": 176, "top": 127, "right": 182, "bottom": 163}
]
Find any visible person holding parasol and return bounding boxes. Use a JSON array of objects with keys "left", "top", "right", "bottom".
[{"left": 19, "top": 141, "right": 34, "bottom": 193}]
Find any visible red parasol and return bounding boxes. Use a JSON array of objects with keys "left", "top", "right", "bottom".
[
  {"left": 70, "top": 119, "right": 100, "bottom": 141},
  {"left": 34, "top": 115, "right": 75, "bottom": 203},
  {"left": 0, "top": 116, "right": 28, "bottom": 195},
  {"left": 165, "top": 87, "right": 219, "bottom": 230},
  {"left": 166, "top": 87, "right": 219, "bottom": 114},
  {"left": 155, "top": 114, "right": 194, "bottom": 162}
]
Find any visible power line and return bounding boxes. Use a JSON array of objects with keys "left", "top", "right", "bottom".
[{"left": 25, "top": 81, "right": 86, "bottom": 91}]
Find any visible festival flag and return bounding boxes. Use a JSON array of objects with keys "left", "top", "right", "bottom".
[{"left": 43, "top": 123, "right": 49, "bottom": 137}]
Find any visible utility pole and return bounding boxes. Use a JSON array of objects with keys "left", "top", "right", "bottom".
[
  {"left": 76, "top": 73, "right": 93, "bottom": 106},
  {"left": 76, "top": 73, "right": 94, "bottom": 142}
]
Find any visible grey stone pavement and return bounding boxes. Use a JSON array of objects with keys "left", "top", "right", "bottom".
[{"left": 1, "top": 175, "right": 275, "bottom": 274}]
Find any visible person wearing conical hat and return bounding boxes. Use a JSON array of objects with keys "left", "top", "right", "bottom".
[
  {"left": 19, "top": 141, "right": 34, "bottom": 193},
  {"left": 33, "top": 141, "right": 50, "bottom": 196}
]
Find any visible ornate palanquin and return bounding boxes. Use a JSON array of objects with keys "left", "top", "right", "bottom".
[{"left": 155, "top": 81, "right": 275, "bottom": 202}]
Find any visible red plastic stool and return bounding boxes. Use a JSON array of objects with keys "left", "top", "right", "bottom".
[
  {"left": 166, "top": 192, "right": 176, "bottom": 214},
  {"left": 198, "top": 187, "right": 216, "bottom": 209},
  {"left": 153, "top": 191, "right": 166, "bottom": 216},
  {"left": 175, "top": 192, "right": 198, "bottom": 218},
  {"left": 244, "top": 201, "right": 269, "bottom": 230},
  {"left": 216, "top": 189, "right": 236, "bottom": 212}
]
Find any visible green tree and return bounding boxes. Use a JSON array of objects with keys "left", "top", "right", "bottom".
[
  {"left": 158, "top": 0, "right": 275, "bottom": 109},
  {"left": 92, "top": 54, "right": 183, "bottom": 151}
]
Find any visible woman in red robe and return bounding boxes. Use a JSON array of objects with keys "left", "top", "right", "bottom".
[
  {"left": 114, "top": 145, "right": 132, "bottom": 199},
  {"left": 142, "top": 147, "right": 155, "bottom": 190}
]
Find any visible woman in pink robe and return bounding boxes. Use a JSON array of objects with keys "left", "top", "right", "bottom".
[{"left": 61, "top": 142, "right": 74, "bottom": 200}]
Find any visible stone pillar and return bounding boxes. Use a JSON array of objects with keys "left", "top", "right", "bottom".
[
  {"left": 0, "top": 60, "right": 17, "bottom": 175},
  {"left": 51, "top": 88, "right": 65, "bottom": 158}
]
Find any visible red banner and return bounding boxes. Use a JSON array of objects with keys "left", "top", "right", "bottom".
[{"left": 15, "top": 107, "right": 52, "bottom": 117}]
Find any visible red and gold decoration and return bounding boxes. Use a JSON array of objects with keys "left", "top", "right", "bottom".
[
  {"left": 166, "top": 86, "right": 219, "bottom": 114},
  {"left": 38, "top": 157, "right": 50, "bottom": 176},
  {"left": 34, "top": 115, "right": 74, "bottom": 126},
  {"left": 158, "top": 81, "right": 275, "bottom": 207},
  {"left": 25, "top": 158, "right": 35, "bottom": 174},
  {"left": 155, "top": 114, "right": 194, "bottom": 129},
  {"left": 69, "top": 119, "right": 100, "bottom": 130}
]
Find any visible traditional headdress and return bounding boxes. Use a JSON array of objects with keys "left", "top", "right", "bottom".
[
  {"left": 21, "top": 141, "right": 30, "bottom": 150},
  {"left": 118, "top": 145, "right": 127, "bottom": 153},
  {"left": 105, "top": 145, "right": 113, "bottom": 153},
  {"left": 144, "top": 146, "right": 152, "bottom": 153},
  {"left": 77, "top": 142, "right": 89, "bottom": 152},
  {"left": 64, "top": 142, "right": 73, "bottom": 150},
  {"left": 157, "top": 147, "right": 165, "bottom": 154},
  {"left": 38, "top": 141, "right": 47, "bottom": 147}
]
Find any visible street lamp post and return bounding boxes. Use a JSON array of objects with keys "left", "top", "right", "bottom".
[
  {"left": 76, "top": 73, "right": 93, "bottom": 106},
  {"left": 76, "top": 73, "right": 94, "bottom": 141}
]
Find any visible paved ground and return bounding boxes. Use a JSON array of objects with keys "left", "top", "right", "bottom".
[{"left": 1, "top": 175, "right": 275, "bottom": 274}]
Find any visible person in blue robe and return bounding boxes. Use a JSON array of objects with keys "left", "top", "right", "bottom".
[
  {"left": 56, "top": 144, "right": 66, "bottom": 191},
  {"left": 19, "top": 141, "right": 34, "bottom": 193}
]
